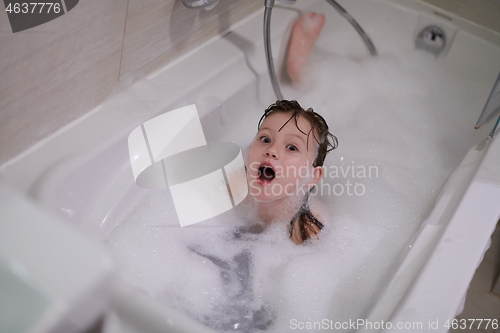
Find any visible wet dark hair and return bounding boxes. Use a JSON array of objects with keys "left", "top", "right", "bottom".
[
  {"left": 289, "top": 200, "right": 325, "bottom": 244},
  {"left": 258, "top": 100, "right": 338, "bottom": 167},
  {"left": 259, "top": 100, "right": 338, "bottom": 244}
]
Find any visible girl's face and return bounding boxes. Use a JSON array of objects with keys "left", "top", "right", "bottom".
[{"left": 246, "top": 112, "right": 324, "bottom": 202}]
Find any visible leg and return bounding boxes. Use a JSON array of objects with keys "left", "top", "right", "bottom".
[{"left": 286, "top": 12, "right": 325, "bottom": 84}]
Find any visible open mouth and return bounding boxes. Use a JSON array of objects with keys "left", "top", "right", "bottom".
[{"left": 258, "top": 164, "right": 275, "bottom": 184}]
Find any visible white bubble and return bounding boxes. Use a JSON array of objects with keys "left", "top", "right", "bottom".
[{"left": 106, "top": 45, "right": 489, "bottom": 332}]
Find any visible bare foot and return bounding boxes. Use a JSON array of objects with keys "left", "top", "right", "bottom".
[{"left": 286, "top": 12, "right": 325, "bottom": 84}]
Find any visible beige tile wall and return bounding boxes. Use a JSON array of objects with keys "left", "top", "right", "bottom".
[{"left": 0, "top": 0, "right": 261, "bottom": 165}]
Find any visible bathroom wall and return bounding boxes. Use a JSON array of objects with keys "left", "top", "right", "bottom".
[{"left": 0, "top": 0, "right": 261, "bottom": 166}]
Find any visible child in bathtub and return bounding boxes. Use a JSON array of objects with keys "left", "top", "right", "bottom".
[{"left": 246, "top": 100, "right": 338, "bottom": 244}]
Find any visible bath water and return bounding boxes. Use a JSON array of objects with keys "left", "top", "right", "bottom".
[{"left": 105, "top": 46, "right": 489, "bottom": 332}]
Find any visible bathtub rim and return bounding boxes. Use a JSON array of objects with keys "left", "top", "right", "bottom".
[{"left": 359, "top": 135, "right": 500, "bottom": 332}]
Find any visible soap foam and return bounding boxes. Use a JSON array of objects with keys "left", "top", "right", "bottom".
[{"left": 105, "top": 46, "right": 490, "bottom": 332}]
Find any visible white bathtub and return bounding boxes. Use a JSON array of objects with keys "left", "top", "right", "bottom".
[{"left": 2, "top": 0, "right": 500, "bottom": 332}]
